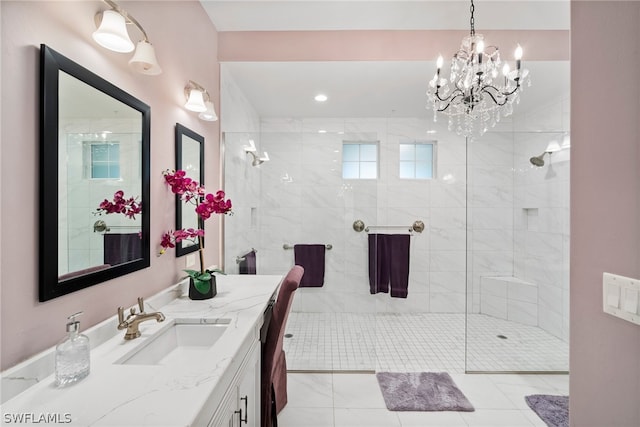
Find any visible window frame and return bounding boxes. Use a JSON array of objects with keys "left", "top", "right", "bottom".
[
  {"left": 342, "top": 140, "right": 380, "bottom": 180},
  {"left": 84, "top": 141, "right": 121, "bottom": 180},
  {"left": 398, "top": 140, "right": 437, "bottom": 180}
]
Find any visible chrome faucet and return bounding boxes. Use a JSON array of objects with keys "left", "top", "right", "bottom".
[{"left": 117, "top": 297, "right": 165, "bottom": 340}]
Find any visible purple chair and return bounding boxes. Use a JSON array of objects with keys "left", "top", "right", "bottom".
[{"left": 261, "top": 265, "right": 304, "bottom": 427}]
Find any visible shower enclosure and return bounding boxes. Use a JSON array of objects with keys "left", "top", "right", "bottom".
[
  {"left": 223, "top": 111, "right": 570, "bottom": 374},
  {"left": 466, "top": 129, "right": 570, "bottom": 372}
]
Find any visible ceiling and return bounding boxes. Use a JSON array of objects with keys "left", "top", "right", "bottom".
[{"left": 201, "top": 1, "right": 570, "bottom": 119}]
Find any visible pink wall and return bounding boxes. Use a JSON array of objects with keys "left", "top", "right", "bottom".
[
  {"left": 570, "top": 1, "right": 640, "bottom": 426},
  {"left": 0, "top": 1, "right": 221, "bottom": 370},
  {"left": 218, "top": 29, "right": 569, "bottom": 62}
]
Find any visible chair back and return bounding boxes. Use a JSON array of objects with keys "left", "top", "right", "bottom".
[{"left": 263, "top": 265, "right": 304, "bottom": 369}]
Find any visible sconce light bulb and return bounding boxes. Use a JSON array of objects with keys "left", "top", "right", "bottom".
[
  {"left": 184, "top": 88, "right": 207, "bottom": 112},
  {"left": 92, "top": 10, "right": 134, "bottom": 53},
  {"left": 198, "top": 101, "right": 218, "bottom": 121},
  {"left": 129, "top": 41, "right": 162, "bottom": 75}
]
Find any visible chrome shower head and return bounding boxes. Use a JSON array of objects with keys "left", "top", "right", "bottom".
[
  {"left": 247, "top": 151, "right": 263, "bottom": 166},
  {"left": 247, "top": 151, "right": 267, "bottom": 167},
  {"left": 529, "top": 152, "right": 548, "bottom": 167}
]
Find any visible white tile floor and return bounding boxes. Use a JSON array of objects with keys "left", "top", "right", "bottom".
[
  {"left": 284, "top": 313, "right": 568, "bottom": 372},
  {"left": 278, "top": 372, "right": 569, "bottom": 427}
]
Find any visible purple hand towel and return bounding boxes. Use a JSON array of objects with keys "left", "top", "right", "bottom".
[
  {"left": 368, "top": 234, "right": 410, "bottom": 298},
  {"left": 294, "top": 244, "right": 326, "bottom": 287},
  {"left": 239, "top": 250, "right": 257, "bottom": 274},
  {"left": 104, "top": 233, "right": 141, "bottom": 266}
]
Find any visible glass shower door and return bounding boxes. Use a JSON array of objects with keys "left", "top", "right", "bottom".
[{"left": 465, "top": 130, "right": 570, "bottom": 372}]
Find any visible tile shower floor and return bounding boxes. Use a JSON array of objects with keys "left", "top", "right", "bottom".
[{"left": 284, "top": 313, "right": 568, "bottom": 372}]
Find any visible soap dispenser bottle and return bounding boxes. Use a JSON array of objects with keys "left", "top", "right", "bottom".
[{"left": 55, "top": 311, "right": 90, "bottom": 387}]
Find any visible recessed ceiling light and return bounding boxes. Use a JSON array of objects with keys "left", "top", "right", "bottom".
[
  {"left": 314, "top": 94, "right": 328, "bottom": 102},
  {"left": 318, "top": 130, "right": 327, "bottom": 134},
  {"left": 427, "top": 130, "right": 437, "bottom": 134}
]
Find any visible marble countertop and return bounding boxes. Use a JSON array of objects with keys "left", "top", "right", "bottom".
[{"left": 0, "top": 275, "right": 282, "bottom": 426}]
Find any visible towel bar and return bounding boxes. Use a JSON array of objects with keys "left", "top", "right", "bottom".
[
  {"left": 352, "top": 219, "right": 425, "bottom": 233},
  {"left": 283, "top": 243, "right": 332, "bottom": 250},
  {"left": 93, "top": 220, "right": 141, "bottom": 233}
]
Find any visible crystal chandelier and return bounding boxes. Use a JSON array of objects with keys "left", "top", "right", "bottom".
[{"left": 426, "top": 0, "right": 530, "bottom": 137}]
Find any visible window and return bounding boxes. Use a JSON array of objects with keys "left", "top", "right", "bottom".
[
  {"left": 88, "top": 142, "right": 120, "bottom": 179},
  {"left": 342, "top": 142, "right": 378, "bottom": 179},
  {"left": 399, "top": 141, "right": 435, "bottom": 179}
]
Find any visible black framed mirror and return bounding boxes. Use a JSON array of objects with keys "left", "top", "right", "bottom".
[
  {"left": 39, "top": 44, "right": 150, "bottom": 302},
  {"left": 175, "top": 123, "right": 204, "bottom": 257}
]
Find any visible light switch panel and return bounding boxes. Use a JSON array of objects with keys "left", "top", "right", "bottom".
[
  {"left": 623, "top": 288, "right": 639, "bottom": 314},
  {"left": 603, "top": 273, "right": 640, "bottom": 325},
  {"left": 606, "top": 283, "right": 620, "bottom": 308}
]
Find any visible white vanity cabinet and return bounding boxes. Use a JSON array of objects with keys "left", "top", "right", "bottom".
[
  {"left": 0, "top": 276, "right": 283, "bottom": 427},
  {"left": 207, "top": 337, "right": 261, "bottom": 427}
]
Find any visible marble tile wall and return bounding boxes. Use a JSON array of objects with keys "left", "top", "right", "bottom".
[
  {"left": 467, "top": 131, "right": 516, "bottom": 315},
  {"left": 220, "top": 66, "right": 262, "bottom": 273},
  {"left": 225, "top": 117, "right": 467, "bottom": 314},
  {"left": 513, "top": 125, "right": 570, "bottom": 341}
]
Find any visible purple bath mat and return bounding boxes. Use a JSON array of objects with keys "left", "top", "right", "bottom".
[
  {"left": 376, "top": 372, "right": 475, "bottom": 412},
  {"left": 525, "top": 394, "right": 569, "bottom": 427}
]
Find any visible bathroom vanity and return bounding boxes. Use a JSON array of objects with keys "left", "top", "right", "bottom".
[{"left": 0, "top": 275, "right": 282, "bottom": 426}]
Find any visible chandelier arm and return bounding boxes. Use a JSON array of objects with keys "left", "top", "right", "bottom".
[
  {"left": 480, "top": 87, "right": 509, "bottom": 107},
  {"left": 434, "top": 87, "right": 463, "bottom": 103},
  {"left": 500, "top": 83, "right": 521, "bottom": 97},
  {"left": 479, "top": 82, "right": 521, "bottom": 100},
  {"left": 436, "top": 93, "right": 465, "bottom": 112}
]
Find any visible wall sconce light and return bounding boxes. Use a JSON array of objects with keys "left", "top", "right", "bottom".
[
  {"left": 184, "top": 81, "right": 218, "bottom": 121},
  {"left": 243, "top": 140, "right": 269, "bottom": 166},
  {"left": 199, "top": 101, "right": 218, "bottom": 122},
  {"left": 92, "top": 0, "right": 162, "bottom": 75}
]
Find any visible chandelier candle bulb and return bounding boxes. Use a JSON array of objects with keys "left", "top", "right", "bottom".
[
  {"left": 476, "top": 40, "right": 484, "bottom": 64},
  {"left": 515, "top": 44, "right": 523, "bottom": 70}
]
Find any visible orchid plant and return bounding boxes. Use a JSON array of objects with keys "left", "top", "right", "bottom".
[
  {"left": 159, "top": 169, "right": 232, "bottom": 293},
  {"left": 95, "top": 190, "right": 142, "bottom": 219}
]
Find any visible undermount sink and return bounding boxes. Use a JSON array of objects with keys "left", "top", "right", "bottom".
[{"left": 116, "top": 318, "right": 230, "bottom": 366}]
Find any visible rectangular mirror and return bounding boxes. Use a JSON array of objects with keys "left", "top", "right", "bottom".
[
  {"left": 40, "top": 44, "right": 151, "bottom": 302},
  {"left": 175, "top": 123, "right": 204, "bottom": 256}
]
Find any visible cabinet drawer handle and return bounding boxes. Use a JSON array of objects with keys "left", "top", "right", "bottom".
[{"left": 240, "top": 396, "right": 248, "bottom": 424}]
